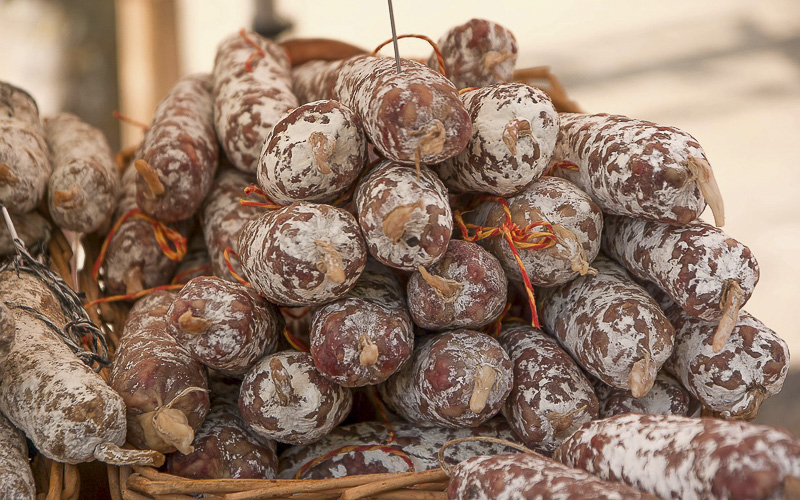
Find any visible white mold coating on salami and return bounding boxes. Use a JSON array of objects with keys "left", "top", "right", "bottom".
[
  {"left": 595, "top": 372, "right": 690, "bottom": 419},
  {"left": 428, "top": 18, "right": 518, "bottom": 89},
  {"left": 537, "top": 255, "right": 675, "bottom": 392},
  {"left": 355, "top": 161, "right": 452, "bottom": 271},
  {"left": 238, "top": 351, "right": 352, "bottom": 445},
  {"left": 278, "top": 418, "right": 518, "bottom": 479},
  {"left": 332, "top": 55, "right": 471, "bottom": 164},
  {"left": 602, "top": 214, "right": 760, "bottom": 321},
  {"left": 0, "top": 82, "right": 51, "bottom": 214},
  {"left": 0, "top": 405, "right": 36, "bottom": 499},
  {"left": 0, "top": 269, "right": 127, "bottom": 464},
  {"left": 166, "top": 276, "right": 282, "bottom": 377},
  {"left": 291, "top": 59, "right": 342, "bottom": 104},
  {"left": 468, "top": 176, "right": 602, "bottom": 287},
  {"left": 200, "top": 168, "right": 263, "bottom": 281},
  {"left": 137, "top": 73, "right": 219, "bottom": 222},
  {"left": 552, "top": 113, "right": 708, "bottom": 224},
  {"left": 436, "top": 83, "right": 558, "bottom": 196},
  {"left": 213, "top": 30, "right": 298, "bottom": 172},
  {"left": 378, "top": 330, "right": 513, "bottom": 428},
  {"left": 554, "top": 414, "right": 800, "bottom": 499},
  {"left": 448, "top": 452, "right": 657, "bottom": 500},
  {"left": 237, "top": 202, "right": 366, "bottom": 306},
  {"left": 44, "top": 112, "right": 119, "bottom": 233},
  {"left": 258, "top": 100, "right": 366, "bottom": 204},
  {"left": 407, "top": 239, "right": 507, "bottom": 330},
  {"left": 497, "top": 324, "right": 598, "bottom": 453},
  {"left": 663, "top": 305, "right": 788, "bottom": 419}
]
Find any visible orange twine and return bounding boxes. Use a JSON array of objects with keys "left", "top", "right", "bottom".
[
  {"left": 112, "top": 110, "right": 149, "bottom": 131},
  {"left": 544, "top": 161, "right": 579, "bottom": 177},
  {"left": 371, "top": 34, "right": 446, "bottom": 76},
  {"left": 170, "top": 265, "right": 212, "bottom": 285},
  {"left": 454, "top": 197, "right": 557, "bottom": 328},
  {"left": 223, "top": 247, "right": 251, "bottom": 287},
  {"left": 239, "top": 28, "right": 266, "bottom": 73},
  {"left": 240, "top": 185, "right": 283, "bottom": 209},
  {"left": 92, "top": 209, "right": 187, "bottom": 282},
  {"left": 282, "top": 327, "right": 310, "bottom": 353},
  {"left": 84, "top": 283, "right": 185, "bottom": 309},
  {"left": 458, "top": 87, "right": 479, "bottom": 95}
]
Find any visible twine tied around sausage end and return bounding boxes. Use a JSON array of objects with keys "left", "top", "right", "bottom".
[
  {"left": 239, "top": 28, "right": 267, "bottom": 73},
  {"left": 240, "top": 184, "right": 283, "bottom": 210},
  {"left": 454, "top": 196, "right": 557, "bottom": 328},
  {"left": 437, "top": 437, "right": 534, "bottom": 477}
]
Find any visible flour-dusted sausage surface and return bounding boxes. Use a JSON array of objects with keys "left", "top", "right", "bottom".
[
  {"left": 595, "top": 371, "right": 691, "bottom": 419},
  {"left": 0, "top": 407, "right": 35, "bottom": 499},
  {"left": 200, "top": 167, "right": 263, "bottom": 281},
  {"left": 172, "top": 231, "right": 213, "bottom": 285},
  {"left": 291, "top": 59, "right": 342, "bottom": 104},
  {"left": 136, "top": 73, "right": 218, "bottom": 222},
  {"left": 602, "top": 214, "right": 760, "bottom": 341},
  {"left": 537, "top": 255, "right": 675, "bottom": 397},
  {"left": 237, "top": 202, "right": 366, "bottom": 306},
  {"left": 44, "top": 112, "right": 119, "bottom": 233},
  {"left": 278, "top": 418, "right": 518, "bottom": 479},
  {"left": 448, "top": 452, "right": 657, "bottom": 500},
  {"left": 239, "top": 351, "right": 352, "bottom": 445},
  {"left": 554, "top": 414, "right": 800, "bottom": 499},
  {"left": 166, "top": 276, "right": 283, "bottom": 377},
  {"left": 407, "top": 239, "right": 507, "bottom": 331},
  {"left": 258, "top": 100, "right": 366, "bottom": 205},
  {"left": 0, "top": 81, "right": 51, "bottom": 214},
  {"left": 0, "top": 211, "right": 51, "bottom": 256},
  {"left": 111, "top": 291, "right": 210, "bottom": 454},
  {"left": 429, "top": 18, "right": 518, "bottom": 89},
  {"left": 497, "top": 324, "right": 598, "bottom": 453},
  {"left": 467, "top": 176, "right": 602, "bottom": 287},
  {"left": 552, "top": 113, "right": 724, "bottom": 225},
  {"left": 378, "top": 330, "right": 513, "bottom": 428},
  {"left": 436, "top": 83, "right": 558, "bottom": 197},
  {"left": 213, "top": 30, "right": 298, "bottom": 172},
  {"left": 310, "top": 259, "right": 414, "bottom": 387},
  {"left": 355, "top": 161, "right": 452, "bottom": 271}
]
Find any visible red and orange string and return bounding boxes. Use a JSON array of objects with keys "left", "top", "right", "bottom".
[
  {"left": 454, "top": 197, "right": 557, "bottom": 328},
  {"left": 240, "top": 185, "right": 283, "bottom": 210},
  {"left": 458, "top": 87, "right": 479, "bottom": 95},
  {"left": 170, "top": 265, "right": 213, "bottom": 286},
  {"left": 84, "top": 283, "right": 184, "bottom": 309},
  {"left": 371, "top": 34, "right": 446, "bottom": 76},
  {"left": 544, "top": 161, "right": 579, "bottom": 177},
  {"left": 223, "top": 247, "right": 251, "bottom": 287},
  {"left": 112, "top": 110, "right": 149, "bottom": 131},
  {"left": 239, "top": 28, "right": 266, "bottom": 73}
]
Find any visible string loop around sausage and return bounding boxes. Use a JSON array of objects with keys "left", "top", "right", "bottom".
[{"left": 371, "top": 34, "right": 446, "bottom": 76}]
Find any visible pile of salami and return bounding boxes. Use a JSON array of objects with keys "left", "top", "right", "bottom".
[{"left": 0, "top": 16, "right": 797, "bottom": 500}]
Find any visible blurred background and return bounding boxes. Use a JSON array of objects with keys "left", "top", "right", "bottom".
[{"left": 1, "top": 0, "right": 798, "bottom": 432}]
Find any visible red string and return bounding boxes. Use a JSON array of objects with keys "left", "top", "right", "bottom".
[
  {"left": 84, "top": 283, "right": 184, "bottom": 309},
  {"left": 239, "top": 28, "right": 266, "bottom": 73},
  {"left": 112, "top": 110, "right": 149, "bottom": 131},
  {"left": 223, "top": 247, "right": 251, "bottom": 287},
  {"left": 240, "top": 185, "right": 283, "bottom": 209},
  {"left": 371, "top": 34, "right": 446, "bottom": 76}
]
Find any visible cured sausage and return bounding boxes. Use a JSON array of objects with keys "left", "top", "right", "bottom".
[
  {"left": 135, "top": 73, "right": 219, "bottom": 222},
  {"left": 554, "top": 413, "right": 800, "bottom": 499},
  {"left": 0, "top": 81, "right": 51, "bottom": 214},
  {"left": 551, "top": 112, "right": 724, "bottom": 226},
  {"left": 0, "top": 211, "right": 51, "bottom": 257},
  {"left": 213, "top": 30, "right": 297, "bottom": 173},
  {"left": 537, "top": 255, "right": 675, "bottom": 397},
  {"left": 44, "top": 112, "right": 120, "bottom": 233},
  {"left": 594, "top": 371, "right": 691, "bottom": 419},
  {"left": 0, "top": 411, "right": 35, "bottom": 500}
]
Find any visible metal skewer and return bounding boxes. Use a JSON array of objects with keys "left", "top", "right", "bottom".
[
  {"left": 387, "top": 0, "right": 402, "bottom": 73},
  {"left": 0, "top": 203, "right": 24, "bottom": 255}
]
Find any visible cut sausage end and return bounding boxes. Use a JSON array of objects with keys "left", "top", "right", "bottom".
[
  {"left": 381, "top": 200, "right": 425, "bottom": 244},
  {"left": 0, "top": 162, "right": 20, "bottom": 185},
  {"left": 417, "top": 265, "right": 462, "bottom": 302},
  {"left": 713, "top": 280, "right": 745, "bottom": 353},
  {"left": 134, "top": 159, "right": 166, "bottom": 198},
  {"left": 52, "top": 184, "right": 86, "bottom": 209},
  {"left": 152, "top": 407, "right": 195, "bottom": 455},
  {"left": 93, "top": 442, "right": 165, "bottom": 467},
  {"left": 547, "top": 404, "right": 589, "bottom": 437},
  {"left": 314, "top": 239, "right": 346, "bottom": 284},
  {"left": 309, "top": 131, "right": 335, "bottom": 174},
  {"left": 177, "top": 310, "right": 211, "bottom": 335},
  {"left": 502, "top": 118, "right": 534, "bottom": 156},
  {"left": 737, "top": 387, "right": 768, "bottom": 421},
  {"left": 124, "top": 266, "right": 145, "bottom": 295},
  {"left": 628, "top": 354, "right": 655, "bottom": 398},
  {"left": 469, "top": 365, "right": 497, "bottom": 414},
  {"left": 358, "top": 334, "right": 379, "bottom": 367},
  {"left": 270, "top": 357, "right": 295, "bottom": 406},
  {"left": 687, "top": 156, "right": 725, "bottom": 227}
]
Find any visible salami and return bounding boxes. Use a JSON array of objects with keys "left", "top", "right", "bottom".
[
  {"left": 213, "top": 30, "right": 297, "bottom": 172},
  {"left": 257, "top": 100, "right": 367, "bottom": 205},
  {"left": 537, "top": 255, "right": 675, "bottom": 397},
  {"left": 378, "top": 330, "right": 513, "bottom": 428},
  {"left": 551, "top": 112, "right": 724, "bottom": 226},
  {"left": 200, "top": 167, "right": 263, "bottom": 281},
  {"left": 310, "top": 259, "right": 414, "bottom": 387},
  {"left": 448, "top": 452, "right": 657, "bottom": 500},
  {"left": 172, "top": 231, "right": 213, "bottom": 285},
  {"left": 355, "top": 161, "right": 452, "bottom": 271},
  {"left": 166, "top": 276, "right": 283, "bottom": 377},
  {"left": 497, "top": 324, "right": 598, "bottom": 452},
  {"left": 0, "top": 211, "right": 51, "bottom": 257},
  {"left": 466, "top": 176, "right": 602, "bottom": 287},
  {"left": 594, "top": 371, "right": 691, "bottom": 419},
  {"left": 239, "top": 351, "right": 353, "bottom": 445},
  {"left": 435, "top": 83, "right": 558, "bottom": 197},
  {"left": 110, "top": 291, "right": 210, "bottom": 454},
  {"left": 554, "top": 414, "right": 800, "bottom": 499},
  {"left": 135, "top": 73, "right": 219, "bottom": 222},
  {"left": 0, "top": 411, "right": 35, "bottom": 500},
  {"left": 407, "top": 239, "right": 507, "bottom": 331},
  {"left": 237, "top": 202, "right": 367, "bottom": 306},
  {"left": 602, "top": 214, "right": 760, "bottom": 349},
  {"left": 0, "top": 81, "right": 51, "bottom": 214},
  {"left": 429, "top": 19, "right": 518, "bottom": 89},
  {"left": 44, "top": 112, "right": 120, "bottom": 233}
]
